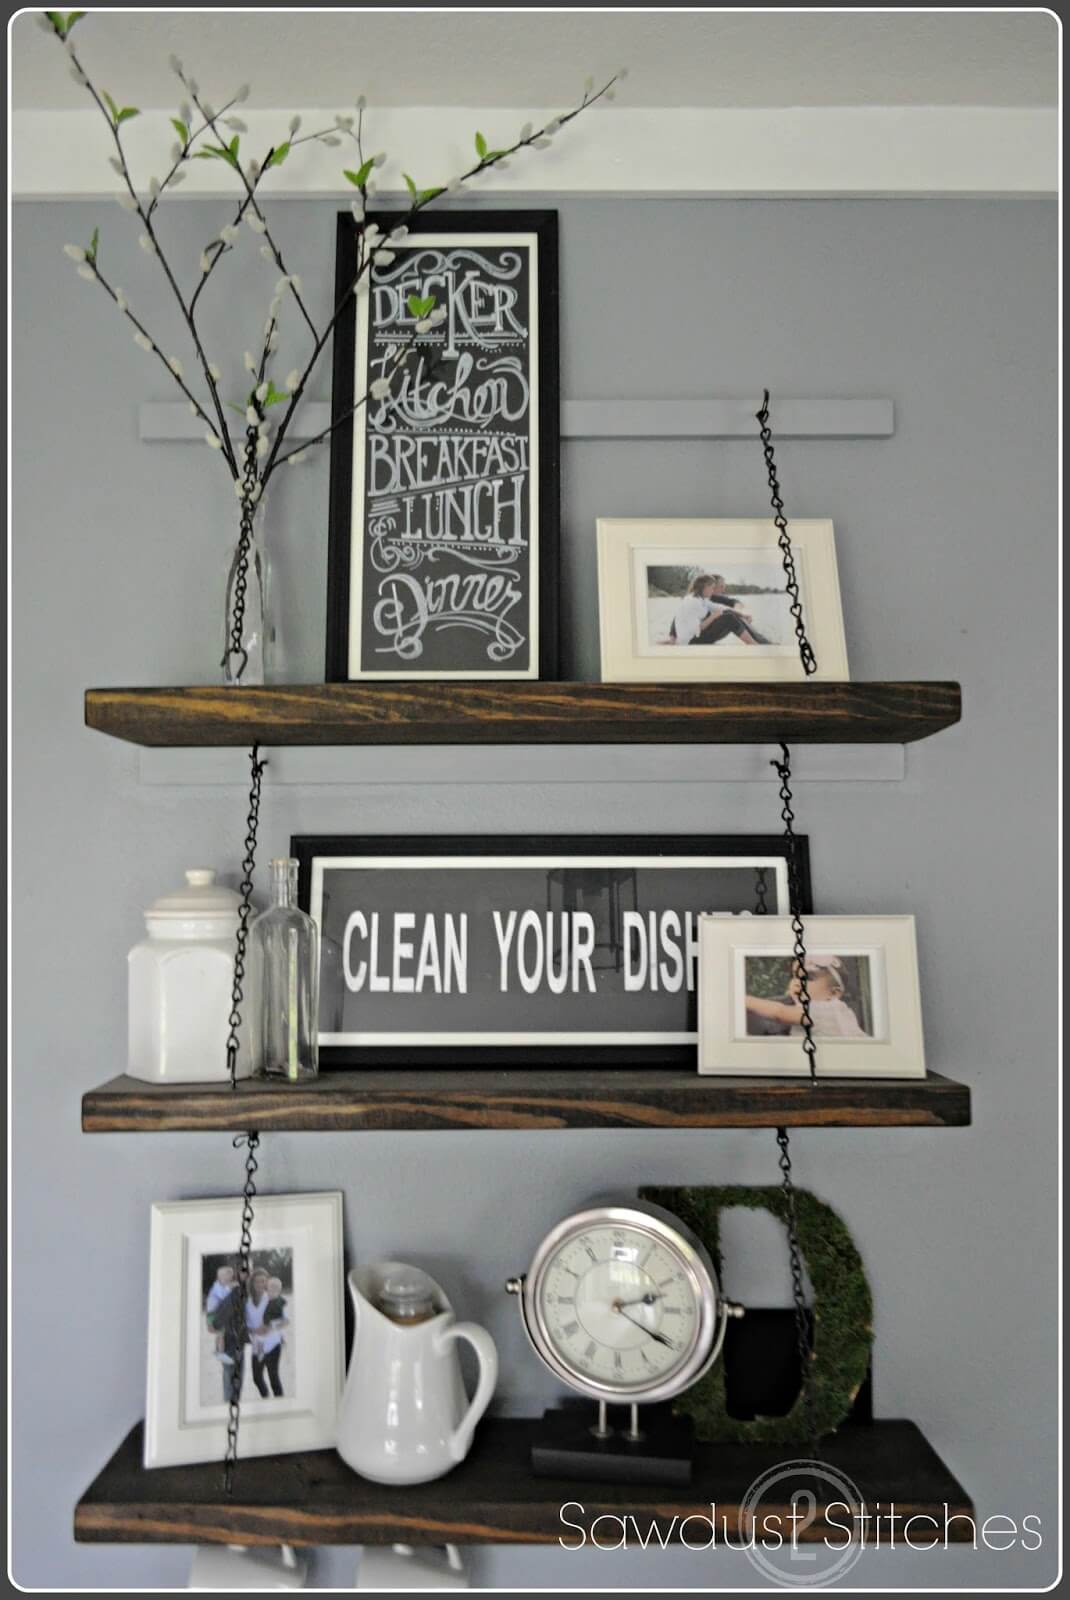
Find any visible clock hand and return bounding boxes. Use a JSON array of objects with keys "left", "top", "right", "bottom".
[
  {"left": 615, "top": 1292, "right": 664, "bottom": 1310},
  {"left": 616, "top": 1307, "right": 674, "bottom": 1347}
]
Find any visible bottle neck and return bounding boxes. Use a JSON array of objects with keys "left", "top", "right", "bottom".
[{"left": 269, "top": 860, "right": 299, "bottom": 910}]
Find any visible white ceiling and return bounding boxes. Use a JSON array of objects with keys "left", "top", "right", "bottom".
[{"left": 12, "top": 10, "right": 1058, "bottom": 112}]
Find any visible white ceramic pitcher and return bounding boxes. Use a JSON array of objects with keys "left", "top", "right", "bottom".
[{"left": 336, "top": 1262, "right": 497, "bottom": 1486}]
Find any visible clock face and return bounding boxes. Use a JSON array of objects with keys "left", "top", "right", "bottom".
[{"left": 530, "top": 1215, "right": 710, "bottom": 1399}]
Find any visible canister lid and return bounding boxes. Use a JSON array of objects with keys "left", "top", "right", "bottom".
[{"left": 146, "top": 869, "right": 241, "bottom": 921}]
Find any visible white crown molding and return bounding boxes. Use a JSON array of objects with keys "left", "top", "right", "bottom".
[{"left": 12, "top": 105, "right": 1057, "bottom": 200}]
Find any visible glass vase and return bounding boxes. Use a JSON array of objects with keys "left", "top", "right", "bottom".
[
  {"left": 248, "top": 858, "right": 319, "bottom": 1081},
  {"left": 222, "top": 511, "right": 273, "bottom": 686}
]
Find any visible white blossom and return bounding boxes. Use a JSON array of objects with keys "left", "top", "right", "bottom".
[
  {"left": 257, "top": 416, "right": 272, "bottom": 436},
  {"left": 201, "top": 102, "right": 216, "bottom": 121},
  {"left": 149, "top": 177, "right": 162, "bottom": 198},
  {"left": 264, "top": 316, "right": 274, "bottom": 335},
  {"left": 170, "top": 171, "right": 186, "bottom": 186},
  {"left": 267, "top": 329, "right": 279, "bottom": 350},
  {"left": 243, "top": 350, "right": 257, "bottom": 372},
  {"left": 546, "top": 117, "right": 562, "bottom": 133},
  {"left": 234, "top": 478, "right": 246, "bottom": 497},
  {"left": 290, "top": 273, "right": 303, "bottom": 292},
  {"left": 372, "top": 151, "right": 386, "bottom": 167},
  {"left": 208, "top": 362, "right": 222, "bottom": 381},
  {"left": 374, "top": 248, "right": 396, "bottom": 266},
  {"left": 204, "top": 432, "right": 221, "bottom": 449},
  {"left": 289, "top": 115, "right": 302, "bottom": 135},
  {"left": 388, "top": 225, "right": 409, "bottom": 243},
  {"left": 335, "top": 114, "right": 354, "bottom": 130},
  {"left": 350, "top": 197, "right": 365, "bottom": 220},
  {"left": 287, "top": 450, "right": 307, "bottom": 466},
  {"left": 139, "top": 233, "right": 156, "bottom": 253},
  {"left": 199, "top": 251, "right": 212, "bottom": 273},
  {"left": 179, "top": 101, "right": 192, "bottom": 123},
  {"left": 76, "top": 263, "right": 96, "bottom": 281},
  {"left": 495, "top": 157, "right": 510, "bottom": 170},
  {"left": 187, "top": 77, "right": 199, "bottom": 96},
  {"left": 260, "top": 243, "right": 274, "bottom": 261},
  {"left": 285, "top": 368, "right": 301, "bottom": 390},
  {"left": 115, "top": 191, "right": 138, "bottom": 211},
  {"left": 220, "top": 224, "right": 239, "bottom": 244},
  {"left": 246, "top": 405, "right": 259, "bottom": 425},
  {"left": 269, "top": 294, "right": 283, "bottom": 316},
  {"left": 446, "top": 176, "right": 465, "bottom": 193},
  {"left": 604, "top": 88, "right": 616, "bottom": 101},
  {"left": 532, "top": 137, "right": 552, "bottom": 149},
  {"left": 256, "top": 435, "right": 270, "bottom": 458},
  {"left": 169, "top": 356, "right": 184, "bottom": 376},
  {"left": 256, "top": 381, "right": 269, "bottom": 401},
  {"left": 247, "top": 159, "right": 261, "bottom": 181},
  {"left": 363, "top": 223, "right": 382, "bottom": 245},
  {"left": 415, "top": 317, "right": 432, "bottom": 333},
  {"left": 236, "top": 84, "right": 251, "bottom": 103},
  {"left": 320, "top": 135, "right": 341, "bottom": 147},
  {"left": 584, "top": 76, "right": 594, "bottom": 94},
  {"left": 168, "top": 54, "right": 184, "bottom": 76},
  {"left": 370, "top": 376, "right": 392, "bottom": 399},
  {"left": 356, "top": 95, "right": 367, "bottom": 111},
  {"left": 108, "top": 157, "right": 123, "bottom": 176},
  {"left": 63, "top": 243, "right": 86, "bottom": 261},
  {"left": 134, "top": 331, "right": 153, "bottom": 351},
  {"left": 275, "top": 275, "right": 291, "bottom": 292},
  {"left": 224, "top": 116, "right": 247, "bottom": 131},
  {"left": 430, "top": 307, "right": 447, "bottom": 325},
  {"left": 365, "top": 179, "right": 377, "bottom": 196},
  {"left": 189, "top": 401, "right": 199, "bottom": 416},
  {"left": 245, "top": 213, "right": 267, "bottom": 234},
  {"left": 114, "top": 288, "right": 128, "bottom": 312},
  {"left": 519, "top": 122, "right": 533, "bottom": 141},
  {"left": 170, "top": 142, "right": 182, "bottom": 162}
]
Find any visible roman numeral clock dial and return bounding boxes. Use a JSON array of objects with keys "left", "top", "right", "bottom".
[{"left": 507, "top": 1202, "right": 739, "bottom": 1407}]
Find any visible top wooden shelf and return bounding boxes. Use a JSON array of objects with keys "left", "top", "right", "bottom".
[{"left": 84, "top": 681, "right": 961, "bottom": 748}]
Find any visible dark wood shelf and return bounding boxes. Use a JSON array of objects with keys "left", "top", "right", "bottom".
[
  {"left": 82, "top": 1068, "right": 971, "bottom": 1133},
  {"left": 75, "top": 1417, "right": 973, "bottom": 1547},
  {"left": 84, "top": 680, "right": 961, "bottom": 747}
]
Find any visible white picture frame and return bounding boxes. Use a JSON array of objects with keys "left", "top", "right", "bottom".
[
  {"left": 596, "top": 517, "right": 849, "bottom": 682},
  {"left": 697, "top": 914, "right": 926, "bottom": 1078},
  {"left": 145, "top": 1192, "right": 345, "bottom": 1468}
]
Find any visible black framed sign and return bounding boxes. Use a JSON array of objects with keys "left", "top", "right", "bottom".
[
  {"left": 326, "top": 210, "right": 560, "bottom": 681},
  {"left": 294, "top": 835, "right": 811, "bottom": 1066}
]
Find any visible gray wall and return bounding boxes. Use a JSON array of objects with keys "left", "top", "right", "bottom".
[{"left": 12, "top": 194, "right": 1057, "bottom": 1589}]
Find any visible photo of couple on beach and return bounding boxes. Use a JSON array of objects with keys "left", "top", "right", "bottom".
[
  {"left": 643, "top": 557, "right": 799, "bottom": 652},
  {"left": 199, "top": 1249, "right": 296, "bottom": 1409}
]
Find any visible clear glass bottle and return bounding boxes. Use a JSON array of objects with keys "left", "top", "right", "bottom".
[{"left": 249, "top": 858, "right": 319, "bottom": 1080}]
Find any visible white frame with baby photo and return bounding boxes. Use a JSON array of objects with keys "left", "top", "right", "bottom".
[
  {"left": 596, "top": 518, "right": 849, "bottom": 682},
  {"left": 697, "top": 914, "right": 926, "bottom": 1078},
  {"left": 145, "top": 1192, "right": 344, "bottom": 1468}
]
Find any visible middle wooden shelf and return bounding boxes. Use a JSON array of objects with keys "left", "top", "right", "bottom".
[{"left": 82, "top": 1067, "right": 971, "bottom": 1133}]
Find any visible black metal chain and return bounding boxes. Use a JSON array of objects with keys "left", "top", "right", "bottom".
[
  {"left": 223, "top": 1131, "right": 261, "bottom": 1495},
  {"left": 776, "top": 1126, "right": 820, "bottom": 1459},
  {"left": 226, "top": 744, "right": 268, "bottom": 1089},
  {"left": 771, "top": 743, "right": 818, "bottom": 1084},
  {"left": 756, "top": 390, "right": 817, "bottom": 677},
  {"left": 221, "top": 429, "right": 260, "bottom": 683},
  {"left": 753, "top": 865, "right": 769, "bottom": 916}
]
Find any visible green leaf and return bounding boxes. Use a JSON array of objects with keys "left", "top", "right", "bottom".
[
  {"left": 266, "top": 142, "right": 290, "bottom": 169},
  {"left": 262, "top": 380, "right": 289, "bottom": 407},
  {"left": 420, "top": 185, "right": 445, "bottom": 203},
  {"left": 87, "top": 224, "right": 99, "bottom": 262},
  {"left": 402, "top": 171, "right": 418, "bottom": 202},
  {"left": 64, "top": 11, "right": 86, "bottom": 33},
  {"left": 474, "top": 130, "right": 487, "bottom": 159},
  {"left": 102, "top": 90, "right": 120, "bottom": 123},
  {"left": 170, "top": 117, "right": 188, "bottom": 144},
  {"left": 228, "top": 134, "right": 240, "bottom": 158},
  {"left": 116, "top": 106, "right": 140, "bottom": 125},
  {"left": 44, "top": 12, "right": 65, "bottom": 35},
  {"left": 407, "top": 293, "right": 436, "bottom": 319},
  {"left": 343, "top": 156, "right": 376, "bottom": 188}
]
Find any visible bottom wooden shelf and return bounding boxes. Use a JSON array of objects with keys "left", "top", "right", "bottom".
[{"left": 75, "top": 1418, "right": 973, "bottom": 1547}]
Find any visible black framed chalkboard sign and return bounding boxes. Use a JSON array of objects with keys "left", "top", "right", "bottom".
[
  {"left": 293, "top": 833, "right": 811, "bottom": 1066},
  {"left": 326, "top": 210, "right": 560, "bottom": 681}
]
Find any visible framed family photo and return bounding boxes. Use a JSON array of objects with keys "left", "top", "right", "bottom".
[
  {"left": 327, "top": 210, "right": 560, "bottom": 681},
  {"left": 596, "top": 518, "right": 849, "bottom": 682},
  {"left": 294, "top": 834, "right": 808, "bottom": 1066},
  {"left": 144, "top": 1193, "right": 344, "bottom": 1468},
  {"left": 697, "top": 914, "right": 926, "bottom": 1078}
]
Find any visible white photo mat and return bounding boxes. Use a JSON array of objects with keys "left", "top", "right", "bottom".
[
  {"left": 596, "top": 517, "right": 849, "bottom": 682},
  {"left": 348, "top": 230, "right": 540, "bottom": 680},
  {"left": 697, "top": 914, "right": 926, "bottom": 1078},
  {"left": 145, "top": 1193, "right": 345, "bottom": 1468}
]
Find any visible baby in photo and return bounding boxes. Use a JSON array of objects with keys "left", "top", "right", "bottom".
[
  {"left": 205, "top": 1263, "right": 237, "bottom": 1366},
  {"left": 745, "top": 954, "right": 871, "bottom": 1038}
]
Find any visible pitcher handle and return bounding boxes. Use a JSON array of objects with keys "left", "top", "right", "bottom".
[{"left": 437, "top": 1321, "right": 498, "bottom": 1463}]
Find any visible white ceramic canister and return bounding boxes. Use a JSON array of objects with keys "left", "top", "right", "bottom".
[{"left": 128, "top": 868, "right": 251, "bottom": 1082}]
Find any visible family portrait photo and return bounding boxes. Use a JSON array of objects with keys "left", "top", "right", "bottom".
[
  {"left": 642, "top": 557, "right": 800, "bottom": 653},
  {"left": 199, "top": 1249, "right": 296, "bottom": 1410},
  {"left": 741, "top": 953, "right": 880, "bottom": 1040}
]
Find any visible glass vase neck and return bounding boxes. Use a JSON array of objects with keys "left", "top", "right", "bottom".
[{"left": 269, "top": 858, "right": 299, "bottom": 909}]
